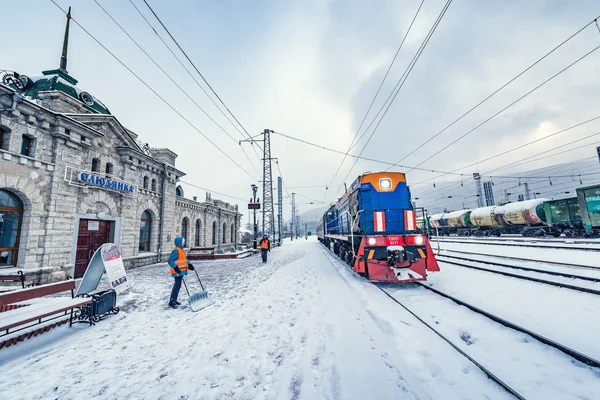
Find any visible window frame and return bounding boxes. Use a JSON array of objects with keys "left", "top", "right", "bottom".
[
  {"left": 0, "top": 190, "right": 23, "bottom": 267},
  {"left": 20, "top": 135, "right": 34, "bottom": 157},
  {"left": 139, "top": 211, "right": 152, "bottom": 252}
]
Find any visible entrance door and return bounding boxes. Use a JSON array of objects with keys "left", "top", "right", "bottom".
[{"left": 75, "top": 219, "right": 111, "bottom": 279}]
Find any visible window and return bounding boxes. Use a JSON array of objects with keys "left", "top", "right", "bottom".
[
  {"left": 0, "top": 190, "right": 23, "bottom": 266},
  {"left": 20, "top": 135, "right": 34, "bottom": 157},
  {"left": 212, "top": 221, "right": 217, "bottom": 245},
  {"left": 176, "top": 185, "right": 184, "bottom": 197},
  {"left": 195, "top": 219, "right": 202, "bottom": 247},
  {"left": 139, "top": 211, "right": 152, "bottom": 252},
  {"left": 0, "top": 126, "right": 9, "bottom": 151},
  {"left": 143, "top": 176, "right": 149, "bottom": 189},
  {"left": 181, "top": 217, "right": 189, "bottom": 245},
  {"left": 222, "top": 222, "right": 227, "bottom": 243},
  {"left": 105, "top": 163, "right": 114, "bottom": 176},
  {"left": 92, "top": 158, "right": 100, "bottom": 172},
  {"left": 65, "top": 128, "right": 71, "bottom": 136},
  {"left": 231, "top": 223, "right": 235, "bottom": 243},
  {"left": 151, "top": 179, "right": 157, "bottom": 192}
]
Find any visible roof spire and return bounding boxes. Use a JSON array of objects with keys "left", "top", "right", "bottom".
[{"left": 59, "top": 6, "right": 72, "bottom": 73}]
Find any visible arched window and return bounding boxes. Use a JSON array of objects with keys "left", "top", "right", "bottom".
[
  {"left": 0, "top": 190, "right": 23, "bottom": 266},
  {"left": 139, "top": 211, "right": 152, "bottom": 252},
  {"left": 105, "top": 162, "right": 114, "bottom": 176},
  {"left": 212, "top": 221, "right": 217, "bottom": 245},
  {"left": 231, "top": 223, "right": 235, "bottom": 243},
  {"left": 151, "top": 179, "right": 157, "bottom": 192},
  {"left": 195, "top": 219, "right": 202, "bottom": 247},
  {"left": 91, "top": 158, "right": 100, "bottom": 172},
  {"left": 176, "top": 185, "right": 184, "bottom": 197},
  {"left": 222, "top": 222, "right": 227, "bottom": 243},
  {"left": 181, "top": 217, "right": 189, "bottom": 245},
  {"left": 143, "top": 176, "right": 149, "bottom": 189}
]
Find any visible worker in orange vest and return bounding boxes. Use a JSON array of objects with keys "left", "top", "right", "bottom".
[
  {"left": 259, "top": 234, "right": 270, "bottom": 263},
  {"left": 167, "top": 236, "right": 195, "bottom": 308}
]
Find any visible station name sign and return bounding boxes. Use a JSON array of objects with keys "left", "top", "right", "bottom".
[
  {"left": 65, "top": 165, "right": 136, "bottom": 196},
  {"left": 248, "top": 202, "right": 260, "bottom": 210},
  {"left": 78, "top": 172, "right": 134, "bottom": 194}
]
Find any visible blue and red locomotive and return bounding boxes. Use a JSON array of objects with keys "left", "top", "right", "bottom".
[{"left": 317, "top": 172, "right": 440, "bottom": 283}]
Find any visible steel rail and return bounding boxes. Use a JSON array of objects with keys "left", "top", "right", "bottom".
[
  {"left": 376, "top": 285, "right": 525, "bottom": 400},
  {"left": 440, "top": 248, "right": 597, "bottom": 269},
  {"left": 417, "top": 283, "right": 600, "bottom": 368},
  {"left": 438, "top": 254, "right": 600, "bottom": 282},
  {"left": 433, "top": 238, "right": 600, "bottom": 252}
]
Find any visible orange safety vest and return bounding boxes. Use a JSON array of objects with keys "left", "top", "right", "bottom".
[
  {"left": 260, "top": 239, "right": 269, "bottom": 250},
  {"left": 170, "top": 248, "right": 189, "bottom": 275}
]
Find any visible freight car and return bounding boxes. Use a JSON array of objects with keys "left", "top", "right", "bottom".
[
  {"left": 317, "top": 172, "right": 440, "bottom": 283},
  {"left": 425, "top": 194, "right": 600, "bottom": 238},
  {"left": 576, "top": 184, "right": 600, "bottom": 237}
]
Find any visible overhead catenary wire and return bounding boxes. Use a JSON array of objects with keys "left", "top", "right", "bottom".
[
  {"left": 179, "top": 180, "right": 247, "bottom": 202},
  {"left": 48, "top": 0, "right": 256, "bottom": 180},
  {"left": 324, "top": 0, "right": 425, "bottom": 193},
  {"left": 333, "top": 0, "right": 453, "bottom": 202},
  {"left": 387, "top": 14, "right": 600, "bottom": 170},
  {"left": 406, "top": 43, "right": 600, "bottom": 173},
  {"left": 413, "top": 114, "right": 600, "bottom": 186},
  {"left": 93, "top": 0, "right": 260, "bottom": 176},
  {"left": 141, "top": 0, "right": 260, "bottom": 151}
]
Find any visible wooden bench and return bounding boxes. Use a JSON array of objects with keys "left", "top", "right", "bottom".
[
  {"left": 0, "top": 280, "right": 93, "bottom": 349},
  {"left": 0, "top": 271, "right": 26, "bottom": 289}
]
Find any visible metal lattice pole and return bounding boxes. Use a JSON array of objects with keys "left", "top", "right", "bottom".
[
  {"left": 278, "top": 176, "right": 283, "bottom": 245},
  {"left": 262, "top": 129, "right": 275, "bottom": 238},
  {"left": 291, "top": 193, "right": 296, "bottom": 241}
]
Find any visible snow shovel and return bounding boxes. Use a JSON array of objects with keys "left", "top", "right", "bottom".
[{"left": 182, "top": 269, "right": 214, "bottom": 312}]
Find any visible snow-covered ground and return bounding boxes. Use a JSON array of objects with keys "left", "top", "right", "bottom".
[
  {"left": 0, "top": 238, "right": 431, "bottom": 400},
  {"left": 2, "top": 238, "right": 599, "bottom": 399},
  {"left": 383, "top": 285, "right": 600, "bottom": 400},
  {"left": 427, "top": 261, "right": 600, "bottom": 361}
]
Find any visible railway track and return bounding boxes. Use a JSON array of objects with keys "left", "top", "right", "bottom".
[
  {"left": 438, "top": 248, "right": 597, "bottom": 269},
  {"left": 376, "top": 282, "right": 600, "bottom": 399},
  {"left": 436, "top": 254, "right": 600, "bottom": 296},
  {"left": 432, "top": 238, "right": 600, "bottom": 252}
]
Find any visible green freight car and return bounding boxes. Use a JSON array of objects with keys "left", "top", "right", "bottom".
[
  {"left": 543, "top": 197, "right": 583, "bottom": 230},
  {"left": 576, "top": 184, "right": 600, "bottom": 234}
]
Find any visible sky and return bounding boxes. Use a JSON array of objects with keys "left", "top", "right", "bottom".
[{"left": 4, "top": 0, "right": 600, "bottom": 223}]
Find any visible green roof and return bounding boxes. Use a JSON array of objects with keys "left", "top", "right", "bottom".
[{"left": 14, "top": 69, "right": 110, "bottom": 115}]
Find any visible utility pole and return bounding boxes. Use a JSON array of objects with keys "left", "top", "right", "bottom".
[
  {"left": 240, "top": 129, "right": 276, "bottom": 240},
  {"left": 523, "top": 182, "right": 531, "bottom": 200},
  {"left": 249, "top": 184, "right": 260, "bottom": 249},
  {"left": 291, "top": 193, "right": 296, "bottom": 241},
  {"left": 278, "top": 176, "right": 283, "bottom": 246},
  {"left": 473, "top": 173, "right": 484, "bottom": 208}
]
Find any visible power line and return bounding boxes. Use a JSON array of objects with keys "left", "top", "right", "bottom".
[
  {"left": 324, "top": 0, "right": 425, "bottom": 192},
  {"left": 179, "top": 180, "right": 247, "bottom": 202},
  {"left": 93, "top": 0, "right": 260, "bottom": 176},
  {"left": 387, "top": 14, "right": 600, "bottom": 170},
  {"left": 333, "top": 0, "right": 453, "bottom": 201},
  {"left": 142, "top": 0, "right": 258, "bottom": 149},
  {"left": 48, "top": 0, "right": 255, "bottom": 180},
  {"left": 406, "top": 44, "right": 600, "bottom": 172},
  {"left": 413, "top": 114, "right": 600, "bottom": 186}
]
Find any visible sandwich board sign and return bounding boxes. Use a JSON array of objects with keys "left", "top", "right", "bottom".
[{"left": 75, "top": 243, "right": 130, "bottom": 296}]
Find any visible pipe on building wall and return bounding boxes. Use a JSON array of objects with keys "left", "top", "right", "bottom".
[
  {"left": 0, "top": 93, "right": 23, "bottom": 112},
  {"left": 157, "top": 162, "right": 168, "bottom": 262}
]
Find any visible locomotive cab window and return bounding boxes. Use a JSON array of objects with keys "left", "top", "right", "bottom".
[{"left": 379, "top": 178, "right": 392, "bottom": 190}]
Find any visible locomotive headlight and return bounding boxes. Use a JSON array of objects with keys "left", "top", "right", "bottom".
[
  {"left": 368, "top": 237, "right": 377, "bottom": 245},
  {"left": 407, "top": 234, "right": 424, "bottom": 245},
  {"left": 379, "top": 178, "right": 392, "bottom": 190}
]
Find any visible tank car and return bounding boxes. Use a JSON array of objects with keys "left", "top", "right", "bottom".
[{"left": 317, "top": 172, "right": 440, "bottom": 283}]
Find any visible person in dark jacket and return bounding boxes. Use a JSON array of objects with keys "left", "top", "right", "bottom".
[
  {"left": 259, "top": 235, "right": 270, "bottom": 263},
  {"left": 167, "top": 236, "right": 195, "bottom": 308}
]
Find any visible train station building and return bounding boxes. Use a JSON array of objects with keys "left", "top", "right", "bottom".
[{"left": 0, "top": 14, "right": 241, "bottom": 283}]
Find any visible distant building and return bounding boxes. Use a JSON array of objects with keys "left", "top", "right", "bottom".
[
  {"left": 0, "top": 11, "right": 241, "bottom": 283},
  {"left": 483, "top": 181, "right": 495, "bottom": 206}
]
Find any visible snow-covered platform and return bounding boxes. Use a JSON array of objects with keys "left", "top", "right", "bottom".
[{"left": 0, "top": 238, "right": 430, "bottom": 399}]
